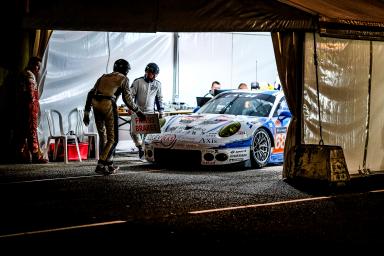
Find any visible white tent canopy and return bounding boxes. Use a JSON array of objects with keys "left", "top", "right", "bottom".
[{"left": 41, "top": 31, "right": 277, "bottom": 108}]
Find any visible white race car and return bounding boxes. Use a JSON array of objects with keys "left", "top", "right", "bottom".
[{"left": 144, "top": 90, "right": 291, "bottom": 168}]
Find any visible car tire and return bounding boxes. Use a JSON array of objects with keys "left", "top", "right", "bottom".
[{"left": 250, "top": 128, "right": 271, "bottom": 168}]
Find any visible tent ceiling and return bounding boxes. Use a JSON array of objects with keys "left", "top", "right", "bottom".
[
  {"left": 3, "top": 0, "right": 384, "bottom": 40},
  {"left": 21, "top": 0, "right": 314, "bottom": 32},
  {"left": 280, "top": 0, "right": 384, "bottom": 40},
  {"left": 282, "top": 0, "right": 384, "bottom": 23}
]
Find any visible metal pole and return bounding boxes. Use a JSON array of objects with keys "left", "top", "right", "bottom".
[{"left": 172, "top": 32, "right": 179, "bottom": 104}]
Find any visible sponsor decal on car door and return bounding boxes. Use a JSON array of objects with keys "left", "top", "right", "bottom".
[{"left": 273, "top": 120, "right": 287, "bottom": 154}]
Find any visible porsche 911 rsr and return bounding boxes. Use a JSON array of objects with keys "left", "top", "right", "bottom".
[{"left": 144, "top": 90, "right": 291, "bottom": 168}]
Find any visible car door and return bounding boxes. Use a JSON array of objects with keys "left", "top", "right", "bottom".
[{"left": 271, "top": 96, "right": 291, "bottom": 154}]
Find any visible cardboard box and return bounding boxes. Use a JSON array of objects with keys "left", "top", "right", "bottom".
[{"left": 49, "top": 142, "right": 88, "bottom": 161}]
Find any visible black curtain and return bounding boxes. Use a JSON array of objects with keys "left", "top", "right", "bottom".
[{"left": 271, "top": 31, "right": 305, "bottom": 178}]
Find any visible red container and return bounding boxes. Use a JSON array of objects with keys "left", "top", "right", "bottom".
[
  {"left": 49, "top": 142, "right": 88, "bottom": 161},
  {"left": 68, "top": 143, "right": 88, "bottom": 160}
]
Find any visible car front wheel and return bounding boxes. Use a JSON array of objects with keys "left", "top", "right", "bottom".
[{"left": 251, "top": 128, "right": 271, "bottom": 168}]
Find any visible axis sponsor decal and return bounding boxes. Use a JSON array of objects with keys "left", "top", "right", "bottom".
[{"left": 199, "top": 138, "right": 218, "bottom": 144}]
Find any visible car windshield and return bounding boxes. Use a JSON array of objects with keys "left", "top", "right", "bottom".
[{"left": 197, "top": 92, "right": 276, "bottom": 117}]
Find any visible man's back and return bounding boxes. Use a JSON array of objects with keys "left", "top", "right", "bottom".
[{"left": 95, "top": 72, "right": 127, "bottom": 97}]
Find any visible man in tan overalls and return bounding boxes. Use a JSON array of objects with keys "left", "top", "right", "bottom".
[{"left": 84, "top": 59, "right": 144, "bottom": 175}]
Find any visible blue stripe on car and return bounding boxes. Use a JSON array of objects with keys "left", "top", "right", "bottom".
[{"left": 216, "top": 138, "right": 252, "bottom": 149}]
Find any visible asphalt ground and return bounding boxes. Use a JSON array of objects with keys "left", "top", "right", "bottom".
[{"left": 0, "top": 152, "right": 384, "bottom": 253}]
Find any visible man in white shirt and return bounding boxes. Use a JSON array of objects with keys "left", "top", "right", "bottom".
[{"left": 130, "top": 63, "right": 164, "bottom": 159}]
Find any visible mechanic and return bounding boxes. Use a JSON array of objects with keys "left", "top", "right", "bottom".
[
  {"left": 130, "top": 62, "right": 164, "bottom": 159},
  {"left": 194, "top": 81, "right": 221, "bottom": 113},
  {"left": 204, "top": 81, "right": 221, "bottom": 97},
  {"left": 83, "top": 59, "right": 145, "bottom": 175}
]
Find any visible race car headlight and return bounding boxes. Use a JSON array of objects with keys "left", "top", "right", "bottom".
[
  {"left": 218, "top": 122, "right": 241, "bottom": 137},
  {"left": 159, "top": 118, "right": 166, "bottom": 127}
]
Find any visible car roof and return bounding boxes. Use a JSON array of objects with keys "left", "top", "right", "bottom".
[{"left": 218, "top": 89, "right": 283, "bottom": 97}]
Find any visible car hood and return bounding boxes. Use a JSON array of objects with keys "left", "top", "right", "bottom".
[{"left": 162, "top": 113, "right": 267, "bottom": 135}]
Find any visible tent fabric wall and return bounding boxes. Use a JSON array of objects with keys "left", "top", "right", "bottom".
[
  {"left": 178, "top": 32, "right": 277, "bottom": 104},
  {"left": 368, "top": 44, "right": 384, "bottom": 172},
  {"left": 303, "top": 33, "right": 384, "bottom": 174},
  {"left": 39, "top": 31, "right": 174, "bottom": 144}
]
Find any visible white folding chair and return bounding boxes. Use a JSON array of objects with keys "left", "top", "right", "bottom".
[
  {"left": 68, "top": 107, "right": 99, "bottom": 160},
  {"left": 45, "top": 109, "right": 82, "bottom": 164}
]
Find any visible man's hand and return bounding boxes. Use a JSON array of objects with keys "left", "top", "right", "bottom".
[
  {"left": 136, "top": 110, "right": 146, "bottom": 120},
  {"left": 83, "top": 111, "right": 90, "bottom": 126}
]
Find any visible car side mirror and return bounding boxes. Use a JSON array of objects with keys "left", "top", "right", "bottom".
[{"left": 278, "top": 109, "right": 291, "bottom": 119}]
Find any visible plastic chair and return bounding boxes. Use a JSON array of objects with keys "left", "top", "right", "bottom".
[
  {"left": 68, "top": 107, "right": 99, "bottom": 160},
  {"left": 45, "top": 109, "right": 82, "bottom": 164}
]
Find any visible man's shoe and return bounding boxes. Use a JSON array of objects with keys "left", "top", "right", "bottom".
[
  {"left": 138, "top": 148, "right": 145, "bottom": 159},
  {"left": 95, "top": 165, "right": 107, "bottom": 175},
  {"left": 106, "top": 164, "right": 119, "bottom": 174}
]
